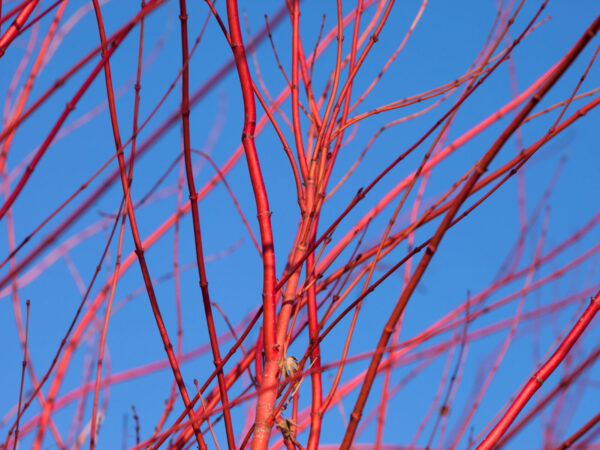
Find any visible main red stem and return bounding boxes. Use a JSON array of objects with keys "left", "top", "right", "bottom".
[{"left": 224, "top": 0, "right": 278, "bottom": 448}]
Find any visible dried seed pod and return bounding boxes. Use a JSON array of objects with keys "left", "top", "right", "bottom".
[
  {"left": 276, "top": 418, "right": 297, "bottom": 441},
  {"left": 279, "top": 355, "right": 299, "bottom": 378}
]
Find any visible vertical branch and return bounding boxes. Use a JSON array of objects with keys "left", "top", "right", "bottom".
[
  {"left": 224, "top": 0, "right": 278, "bottom": 448},
  {"left": 310, "top": 0, "right": 344, "bottom": 165},
  {"left": 305, "top": 250, "right": 323, "bottom": 450},
  {"left": 90, "top": 0, "right": 146, "bottom": 444},
  {"left": 291, "top": 0, "right": 308, "bottom": 182},
  {"left": 177, "top": 0, "right": 236, "bottom": 448},
  {"left": 290, "top": 1, "right": 324, "bottom": 447}
]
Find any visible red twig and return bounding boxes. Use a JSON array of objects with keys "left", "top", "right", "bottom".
[
  {"left": 178, "top": 0, "right": 235, "bottom": 447},
  {"left": 557, "top": 410, "right": 600, "bottom": 449},
  {"left": 0, "top": 0, "right": 38, "bottom": 56},
  {"left": 478, "top": 294, "right": 600, "bottom": 448}
]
